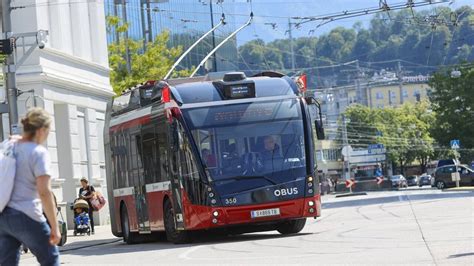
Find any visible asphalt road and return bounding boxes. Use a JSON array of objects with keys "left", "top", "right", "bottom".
[{"left": 22, "top": 188, "right": 474, "bottom": 265}]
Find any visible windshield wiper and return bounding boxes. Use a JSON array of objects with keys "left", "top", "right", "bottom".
[{"left": 212, "top": 175, "right": 278, "bottom": 185}]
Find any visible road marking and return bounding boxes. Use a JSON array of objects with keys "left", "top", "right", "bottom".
[
  {"left": 398, "top": 195, "right": 409, "bottom": 202},
  {"left": 178, "top": 245, "right": 201, "bottom": 260}
]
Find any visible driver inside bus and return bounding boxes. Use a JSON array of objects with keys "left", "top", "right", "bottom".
[{"left": 260, "top": 135, "right": 283, "bottom": 171}]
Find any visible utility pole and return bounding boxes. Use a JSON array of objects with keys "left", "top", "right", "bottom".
[
  {"left": 288, "top": 18, "right": 295, "bottom": 72},
  {"left": 146, "top": 0, "right": 153, "bottom": 43},
  {"left": 113, "top": 1, "right": 120, "bottom": 43},
  {"left": 354, "top": 60, "right": 368, "bottom": 106},
  {"left": 140, "top": 0, "right": 147, "bottom": 51},
  {"left": 209, "top": 0, "right": 217, "bottom": 72},
  {"left": 122, "top": 0, "right": 131, "bottom": 74},
  {"left": 342, "top": 115, "right": 350, "bottom": 180},
  {"left": 2, "top": 0, "right": 20, "bottom": 135},
  {"left": 397, "top": 60, "right": 404, "bottom": 105}
]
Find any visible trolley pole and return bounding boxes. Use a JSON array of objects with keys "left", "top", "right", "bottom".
[{"left": 2, "top": 0, "right": 20, "bottom": 134}]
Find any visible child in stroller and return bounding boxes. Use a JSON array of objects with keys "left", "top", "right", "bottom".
[{"left": 73, "top": 199, "right": 91, "bottom": 236}]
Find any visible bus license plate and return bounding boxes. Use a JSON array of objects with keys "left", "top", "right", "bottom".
[{"left": 251, "top": 208, "right": 280, "bottom": 218}]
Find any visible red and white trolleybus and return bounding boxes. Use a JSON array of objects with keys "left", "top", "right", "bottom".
[{"left": 104, "top": 71, "right": 325, "bottom": 244}]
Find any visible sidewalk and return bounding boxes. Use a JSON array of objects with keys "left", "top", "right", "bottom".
[
  {"left": 443, "top": 186, "right": 474, "bottom": 192},
  {"left": 59, "top": 225, "right": 120, "bottom": 252},
  {"left": 20, "top": 226, "right": 120, "bottom": 263}
]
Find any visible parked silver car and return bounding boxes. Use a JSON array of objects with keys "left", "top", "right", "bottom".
[{"left": 390, "top": 175, "right": 408, "bottom": 188}]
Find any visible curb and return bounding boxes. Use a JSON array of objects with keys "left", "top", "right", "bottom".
[{"left": 335, "top": 192, "right": 368, "bottom": 198}]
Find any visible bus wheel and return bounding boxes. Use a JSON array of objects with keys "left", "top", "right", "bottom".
[
  {"left": 121, "top": 205, "right": 137, "bottom": 244},
  {"left": 276, "top": 219, "right": 306, "bottom": 235},
  {"left": 164, "top": 200, "right": 191, "bottom": 244}
]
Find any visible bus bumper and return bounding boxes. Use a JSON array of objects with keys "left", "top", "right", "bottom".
[{"left": 183, "top": 195, "right": 321, "bottom": 230}]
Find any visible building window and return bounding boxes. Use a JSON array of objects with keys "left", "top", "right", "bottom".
[
  {"left": 376, "top": 92, "right": 384, "bottom": 99},
  {"left": 96, "top": 113, "right": 106, "bottom": 180},
  {"left": 402, "top": 90, "right": 408, "bottom": 98},
  {"left": 389, "top": 91, "right": 396, "bottom": 99},
  {"left": 377, "top": 104, "right": 384, "bottom": 108},
  {"left": 77, "top": 109, "right": 90, "bottom": 179},
  {"left": 322, "top": 149, "right": 342, "bottom": 161}
]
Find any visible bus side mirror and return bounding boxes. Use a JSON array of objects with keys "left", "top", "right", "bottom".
[{"left": 315, "top": 120, "right": 325, "bottom": 140}]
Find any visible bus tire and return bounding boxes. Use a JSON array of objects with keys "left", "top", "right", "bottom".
[
  {"left": 276, "top": 218, "right": 306, "bottom": 235},
  {"left": 121, "top": 205, "right": 138, "bottom": 244},
  {"left": 164, "top": 199, "right": 191, "bottom": 244}
]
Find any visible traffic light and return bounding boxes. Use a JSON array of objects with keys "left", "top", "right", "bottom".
[{"left": 0, "top": 39, "right": 13, "bottom": 55}]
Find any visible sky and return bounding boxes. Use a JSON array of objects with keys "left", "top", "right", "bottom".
[{"left": 213, "top": 0, "right": 474, "bottom": 45}]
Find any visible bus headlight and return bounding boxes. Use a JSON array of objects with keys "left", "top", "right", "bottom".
[
  {"left": 212, "top": 218, "right": 218, "bottom": 224},
  {"left": 309, "top": 208, "right": 315, "bottom": 213},
  {"left": 308, "top": 201, "right": 315, "bottom": 207},
  {"left": 213, "top": 211, "right": 219, "bottom": 217},
  {"left": 308, "top": 176, "right": 313, "bottom": 182}
]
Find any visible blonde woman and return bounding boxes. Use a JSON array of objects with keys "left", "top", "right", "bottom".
[{"left": 0, "top": 108, "right": 60, "bottom": 265}]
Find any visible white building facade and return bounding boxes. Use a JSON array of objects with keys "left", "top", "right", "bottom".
[{"left": 1, "top": 1, "right": 114, "bottom": 227}]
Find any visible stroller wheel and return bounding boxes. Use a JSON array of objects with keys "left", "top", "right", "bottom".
[
  {"left": 73, "top": 231, "right": 77, "bottom": 236},
  {"left": 87, "top": 231, "right": 91, "bottom": 236}
]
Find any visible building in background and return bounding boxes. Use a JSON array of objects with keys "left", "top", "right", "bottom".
[
  {"left": 104, "top": 0, "right": 239, "bottom": 75},
  {"left": 1, "top": 1, "right": 113, "bottom": 228},
  {"left": 315, "top": 73, "right": 431, "bottom": 129},
  {"left": 313, "top": 72, "right": 430, "bottom": 179}
]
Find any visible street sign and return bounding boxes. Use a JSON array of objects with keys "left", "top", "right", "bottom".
[
  {"left": 450, "top": 139, "right": 460, "bottom": 150},
  {"left": 368, "top": 144, "right": 385, "bottom": 154},
  {"left": 345, "top": 179, "right": 355, "bottom": 188},
  {"left": 376, "top": 176, "right": 384, "bottom": 185},
  {"left": 341, "top": 145, "right": 353, "bottom": 157}
]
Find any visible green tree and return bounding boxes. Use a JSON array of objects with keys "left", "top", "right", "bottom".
[
  {"left": 344, "top": 102, "right": 435, "bottom": 174},
  {"left": 429, "top": 64, "right": 474, "bottom": 163},
  {"left": 107, "top": 16, "right": 192, "bottom": 94}
]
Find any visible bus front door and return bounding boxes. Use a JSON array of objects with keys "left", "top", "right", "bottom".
[{"left": 168, "top": 121, "right": 185, "bottom": 230}]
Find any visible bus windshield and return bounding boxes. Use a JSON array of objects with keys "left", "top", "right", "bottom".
[{"left": 182, "top": 99, "right": 306, "bottom": 184}]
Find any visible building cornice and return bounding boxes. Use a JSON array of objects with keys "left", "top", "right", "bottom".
[
  {"left": 17, "top": 70, "right": 115, "bottom": 98},
  {"left": 41, "top": 47, "right": 110, "bottom": 74}
]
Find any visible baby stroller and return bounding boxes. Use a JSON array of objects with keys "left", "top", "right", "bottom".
[{"left": 73, "top": 199, "right": 91, "bottom": 236}]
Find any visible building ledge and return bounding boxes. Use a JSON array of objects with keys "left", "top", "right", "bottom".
[{"left": 41, "top": 47, "right": 110, "bottom": 74}]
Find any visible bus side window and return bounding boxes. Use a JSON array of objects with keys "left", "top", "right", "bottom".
[
  {"left": 129, "top": 133, "right": 139, "bottom": 187},
  {"left": 141, "top": 126, "right": 159, "bottom": 184},
  {"left": 156, "top": 123, "right": 167, "bottom": 182}
]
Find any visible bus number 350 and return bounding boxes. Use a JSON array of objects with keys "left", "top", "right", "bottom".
[{"left": 225, "top": 197, "right": 237, "bottom": 204}]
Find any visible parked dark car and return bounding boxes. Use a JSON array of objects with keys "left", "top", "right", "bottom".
[
  {"left": 437, "top": 159, "right": 458, "bottom": 168},
  {"left": 418, "top": 174, "right": 432, "bottom": 187},
  {"left": 433, "top": 165, "right": 474, "bottom": 189},
  {"left": 390, "top": 175, "right": 408, "bottom": 188},
  {"left": 406, "top": 175, "right": 418, "bottom": 186}
]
